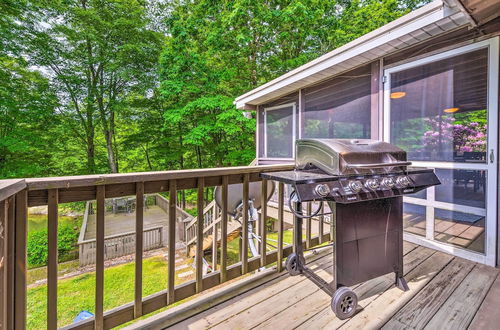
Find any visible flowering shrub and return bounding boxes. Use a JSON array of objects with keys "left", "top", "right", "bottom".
[{"left": 422, "top": 115, "right": 487, "bottom": 153}]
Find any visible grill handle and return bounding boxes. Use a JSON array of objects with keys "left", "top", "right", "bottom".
[{"left": 346, "top": 161, "right": 412, "bottom": 169}]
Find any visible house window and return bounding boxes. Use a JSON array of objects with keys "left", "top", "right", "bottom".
[
  {"left": 264, "top": 103, "right": 296, "bottom": 158},
  {"left": 303, "top": 64, "right": 372, "bottom": 139},
  {"left": 389, "top": 48, "right": 488, "bottom": 162}
]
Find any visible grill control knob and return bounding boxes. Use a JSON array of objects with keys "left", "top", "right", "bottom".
[
  {"left": 348, "top": 180, "right": 363, "bottom": 193},
  {"left": 365, "top": 178, "right": 380, "bottom": 190},
  {"left": 315, "top": 184, "right": 330, "bottom": 197},
  {"left": 381, "top": 177, "right": 396, "bottom": 188},
  {"left": 396, "top": 176, "right": 410, "bottom": 187}
]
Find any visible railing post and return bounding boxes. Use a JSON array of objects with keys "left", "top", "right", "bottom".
[
  {"left": 134, "top": 182, "right": 144, "bottom": 318},
  {"left": 260, "top": 179, "right": 268, "bottom": 267},
  {"left": 168, "top": 180, "right": 176, "bottom": 304},
  {"left": 95, "top": 186, "right": 105, "bottom": 329},
  {"left": 14, "top": 190, "right": 27, "bottom": 330},
  {"left": 0, "top": 200, "right": 6, "bottom": 329},
  {"left": 47, "top": 189, "right": 59, "bottom": 329},
  {"left": 277, "top": 183, "right": 284, "bottom": 272},
  {"left": 196, "top": 177, "right": 204, "bottom": 293},
  {"left": 3, "top": 196, "right": 15, "bottom": 330},
  {"left": 220, "top": 176, "right": 228, "bottom": 283},
  {"left": 241, "top": 174, "right": 249, "bottom": 274}
]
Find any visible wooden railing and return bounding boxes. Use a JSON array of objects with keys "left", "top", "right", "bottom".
[
  {"left": 0, "top": 164, "right": 337, "bottom": 330},
  {"left": 185, "top": 199, "right": 219, "bottom": 247}
]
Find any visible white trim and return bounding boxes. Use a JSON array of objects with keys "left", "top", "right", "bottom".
[
  {"left": 385, "top": 37, "right": 499, "bottom": 266},
  {"left": 409, "top": 161, "right": 488, "bottom": 170},
  {"left": 404, "top": 233, "right": 490, "bottom": 264},
  {"left": 383, "top": 38, "right": 493, "bottom": 75},
  {"left": 298, "top": 89, "right": 303, "bottom": 139},
  {"left": 235, "top": 1, "right": 468, "bottom": 109},
  {"left": 263, "top": 103, "right": 297, "bottom": 159},
  {"left": 256, "top": 105, "right": 260, "bottom": 159},
  {"left": 485, "top": 36, "right": 499, "bottom": 266},
  {"left": 258, "top": 158, "right": 295, "bottom": 162},
  {"left": 378, "top": 58, "right": 384, "bottom": 140},
  {"left": 426, "top": 186, "right": 435, "bottom": 240}
]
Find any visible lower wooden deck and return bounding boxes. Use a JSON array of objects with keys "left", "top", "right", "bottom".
[{"left": 169, "top": 242, "right": 500, "bottom": 330}]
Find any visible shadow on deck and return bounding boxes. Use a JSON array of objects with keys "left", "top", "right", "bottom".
[{"left": 126, "top": 242, "right": 500, "bottom": 330}]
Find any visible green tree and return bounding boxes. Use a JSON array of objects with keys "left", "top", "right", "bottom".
[
  {"left": 0, "top": 0, "right": 59, "bottom": 178},
  {"left": 159, "top": 0, "right": 430, "bottom": 172},
  {"left": 26, "top": 0, "right": 164, "bottom": 173}
]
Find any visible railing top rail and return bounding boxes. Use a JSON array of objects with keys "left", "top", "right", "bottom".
[
  {"left": 24, "top": 164, "right": 294, "bottom": 191},
  {"left": 0, "top": 179, "right": 27, "bottom": 201}
]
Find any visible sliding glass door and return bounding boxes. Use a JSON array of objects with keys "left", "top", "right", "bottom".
[{"left": 383, "top": 38, "right": 499, "bottom": 265}]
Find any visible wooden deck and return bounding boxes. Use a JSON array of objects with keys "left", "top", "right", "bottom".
[
  {"left": 84, "top": 205, "right": 168, "bottom": 239},
  {"left": 404, "top": 213, "right": 485, "bottom": 253},
  {"left": 168, "top": 242, "right": 500, "bottom": 330}
]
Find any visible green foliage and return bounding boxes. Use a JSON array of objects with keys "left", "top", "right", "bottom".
[
  {"left": 0, "top": 0, "right": 430, "bottom": 179},
  {"left": 158, "top": 0, "right": 430, "bottom": 175},
  {"left": 27, "top": 223, "right": 80, "bottom": 268},
  {"left": 27, "top": 255, "right": 170, "bottom": 329}
]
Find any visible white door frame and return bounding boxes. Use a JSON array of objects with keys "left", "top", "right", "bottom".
[
  {"left": 263, "top": 102, "right": 297, "bottom": 160},
  {"left": 383, "top": 37, "right": 499, "bottom": 266}
]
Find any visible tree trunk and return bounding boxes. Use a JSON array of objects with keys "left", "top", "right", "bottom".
[
  {"left": 104, "top": 129, "right": 118, "bottom": 173},
  {"left": 86, "top": 134, "right": 96, "bottom": 173}
]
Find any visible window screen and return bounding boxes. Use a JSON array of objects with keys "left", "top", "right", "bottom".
[
  {"left": 303, "top": 65, "right": 372, "bottom": 139},
  {"left": 265, "top": 104, "right": 295, "bottom": 158},
  {"left": 389, "top": 48, "right": 488, "bottom": 162}
]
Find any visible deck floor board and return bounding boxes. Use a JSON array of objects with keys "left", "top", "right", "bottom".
[{"left": 165, "top": 243, "right": 499, "bottom": 330}]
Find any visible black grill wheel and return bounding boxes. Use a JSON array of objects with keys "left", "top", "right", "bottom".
[
  {"left": 331, "top": 286, "right": 358, "bottom": 319},
  {"left": 285, "top": 253, "right": 302, "bottom": 276}
]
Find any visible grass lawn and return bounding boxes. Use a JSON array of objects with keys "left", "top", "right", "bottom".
[
  {"left": 27, "top": 229, "right": 300, "bottom": 329},
  {"left": 28, "top": 259, "right": 81, "bottom": 285},
  {"left": 27, "top": 255, "right": 170, "bottom": 329},
  {"left": 207, "top": 229, "right": 296, "bottom": 266},
  {"left": 27, "top": 214, "right": 80, "bottom": 233}
]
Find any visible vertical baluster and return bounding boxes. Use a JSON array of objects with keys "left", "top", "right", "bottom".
[
  {"left": 277, "top": 183, "right": 284, "bottom": 272},
  {"left": 196, "top": 178, "right": 204, "bottom": 293},
  {"left": 212, "top": 202, "right": 217, "bottom": 271},
  {"left": 241, "top": 174, "right": 249, "bottom": 274},
  {"left": 0, "top": 200, "right": 5, "bottom": 329},
  {"left": 14, "top": 190, "right": 27, "bottom": 330},
  {"left": 168, "top": 180, "right": 176, "bottom": 304},
  {"left": 134, "top": 182, "right": 144, "bottom": 318},
  {"left": 260, "top": 179, "right": 268, "bottom": 267},
  {"left": 319, "top": 202, "right": 324, "bottom": 244},
  {"left": 5, "top": 196, "right": 15, "bottom": 330},
  {"left": 306, "top": 202, "right": 312, "bottom": 249},
  {"left": 47, "top": 189, "right": 58, "bottom": 329},
  {"left": 220, "top": 176, "right": 228, "bottom": 283},
  {"left": 95, "top": 186, "right": 105, "bottom": 329}
]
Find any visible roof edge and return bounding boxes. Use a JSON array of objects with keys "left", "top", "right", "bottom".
[{"left": 234, "top": 0, "right": 455, "bottom": 108}]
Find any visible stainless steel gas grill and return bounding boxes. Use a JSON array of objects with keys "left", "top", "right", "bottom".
[{"left": 261, "top": 139, "right": 440, "bottom": 320}]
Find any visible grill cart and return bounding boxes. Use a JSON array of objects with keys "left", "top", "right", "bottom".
[{"left": 261, "top": 139, "right": 440, "bottom": 319}]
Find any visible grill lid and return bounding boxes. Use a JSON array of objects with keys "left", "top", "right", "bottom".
[{"left": 295, "top": 139, "right": 410, "bottom": 176}]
